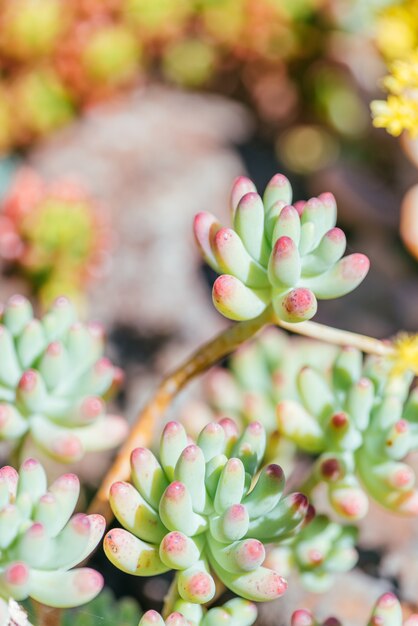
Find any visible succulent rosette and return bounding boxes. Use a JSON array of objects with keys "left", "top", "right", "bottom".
[
  {"left": 197, "top": 0, "right": 320, "bottom": 63},
  {"left": 11, "top": 68, "right": 75, "bottom": 143},
  {"left": 122, "top": 0, "right": 193, "bottom": 43},
  {"left": 161, "top": 39, "right": 217, "bottom": 88},
  {"left": 0, "top": 458, "right": 104, "bottom": 607},
  {"left": 0, "top": 168, "right": 111, "bottom": 307},
  {"left": 265, "top": 515, "right": 358, "bottom": 592},
  {"left": 277, "top": 346, "right": 418, "bottom": 519},
  {"left": 292, "top": 593, "right": 418, "bottom": 626},
  {"left": 194, "top": 174, "right": 369, "bottom": 322},
  {"left": 139, "top": 598, "right": 257, "bottom": 626},
  {"left": 55, "top": 21, "right": 141, "bottom": 105},
  {"left": 0, "top": 0, "right": 69, "bottom": 62},
  {"left": 0, "top": 294, "right": 126, "bottom": 463},
  {"left": 104, "top": 419, "right": 310, "bottom": 604}
]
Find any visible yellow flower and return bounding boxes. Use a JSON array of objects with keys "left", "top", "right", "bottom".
[
  {"left": 390, "top": 333, "right": 418, "bottom": 377},
  {"left": 387, "top": 52, "right": 418, "bottom": 92},
  {"left": 372, "top": 2, "right": 418, "bottom": 136},
  {"left": 376, "top": 6, "right": 418, "bottom": 61},
  {"left": 371, "top": 94, "right": 418, "bottom": 136}
]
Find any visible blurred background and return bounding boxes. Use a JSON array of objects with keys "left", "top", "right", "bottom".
[{"left": 0, "top": 0, "right": 418, "bottom": 624}]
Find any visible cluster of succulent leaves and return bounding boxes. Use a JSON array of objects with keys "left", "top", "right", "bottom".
[
  {"left": 0, "top": 458, "right": 104, "bottom": 608},
  {"left": 0, "top": 168, "right": 111, "bottom": 308},
  {"left": 0, "top": 0, "right": 365, "bottom": 155},
  {"left": 265, "top": 514, "right": 358, "bottom": 593},
  {"left": 104, "top": 419, "right": 311, "bottom": 605},
  {"left": 0, "top": 294, "right": 127, "bottom": 463},
  {"left": 292, "top": 593, "right": 418, "bottom": 626},
  {"left": 198, "top": 324, "right": 418, "bottom": 522},
  {"left": 277, "top": 346, "right": 418, "bottom": 520},
  {"left": 194, "top": 174, "right": 369, "bottom": 322},
  {"left": 139, "top": 597, "right": 257, "bottom": 626}
]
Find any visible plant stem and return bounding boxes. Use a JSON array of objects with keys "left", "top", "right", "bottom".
[
  {"left": 89, "top": 309, "right": 394, "bottom": 523},
  {"left": 277, "top": 320, "right": 395, "bottom": 357},
  {"left": 31, "top": 601, "right": 61, "bottom": 626},
  {"left": 88, "top": 307, "right": 274, "bottom": 522},
  {"left": 162, "top": 574, "right": 180, "bottom": 619}
]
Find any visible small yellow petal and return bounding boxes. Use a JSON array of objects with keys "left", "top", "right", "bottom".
[{"left": 390, "top": 333, "right": 418, "bottom": 377}]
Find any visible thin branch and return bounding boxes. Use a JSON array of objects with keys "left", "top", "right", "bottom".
[
  {"left": 278, "top": 319, "right": 395, "bottom": 357},
  {"left": 31, "top": 602, "right": 61, "bottom": 626}
]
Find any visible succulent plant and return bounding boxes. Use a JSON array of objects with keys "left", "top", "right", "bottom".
[
  {"left": 292, "top": 593, "right": 418, "bottom": 626},
  {"left": 55, "top": 21, "right": 141, "bottom": 105},
  {"left": 265, "top": 515, "right": 358, "bottom": 592},
  {"left": 0, "top": 294, "right": 127, "bottom": 463},
  {"left": 11, "top": 68, "right": 75, "bottom": 142},
  {"left": 191, "top": 327, "right": 337, "bottom": 435},
  {"left": 0, "top": 168, "right": 111, "bottom": 307},
  {"left": 194, "top": 174, "right": 369, "bottom": 322},
  {"left": 122, "top": 0, "right": 193, "bottom": 42},
  {"left": 139, "top": 598, "right": 257, "bottom": 626},
  {"left": 161, "top": 39, "right": 217, "bottom": 88},
  {"left": 62, "top": 588, "right": 142, "bottom": 626},
  {"left": 104, "top": 419, "right": 311, "bottom": 604},
  {"left": 198, "top": 0, "right": 317, "bottom": 62},
  {"left": 0, "top": 458, "right": 104, "bottom": 607},
  {"left": 277, "top": 346, "right": 418, "bottom": 519},
  {"left": 0, "top": 0, "right": 68, "bottom": 62}
]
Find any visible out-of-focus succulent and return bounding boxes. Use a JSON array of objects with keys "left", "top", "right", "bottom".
[
  {"left": 181, "top": 328, "right": 337, "bottom": 476},
  {"left": 0, "top": 458, "right": 104, "bottom": 607},
  {"left": 189, "top": 327, "right": 337, "bottom": 435},
  {"left": 194, "top": 174, "right": 369, "bottom": 322},
  {"left": 55, "top": 22, "right": 141, "bottom": 105},
  {"left": 11, "top": 68, "right": 75, "bottom": 142},
  {"left": 0, "top": 0, "right": 69, "bottom": 62},
  {"left": 139, "top": 598, "right": 257, "bottom": 626},
  {"left": 265, "top": 515, "right": 358, "bottom": 592},
  {"left": 292, "top": 592, "right": 418, "bottom": 626},
  {"left": 161, "top": 39, "right": 217, "bottom": 88},
  {"left": 198, "top": 0, "right": 312, "bottom": 62},
  {"left": 0, "top": 168, "right": 111, "bottom": 307},
  {"left": 0, "top": 294, "right": 126, "bottom": 463},
  {"left": 62, "top": 588, "right": 142, "bottom": 626},
  {"left": 277, "top": 346, "right": 418, "bottom": 519},
  {"left": 104, "top": 419, "right": 311, "bottom": 603},
  {"left": 122, "top": 0, "right": 193, "bottom": 42}
]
